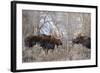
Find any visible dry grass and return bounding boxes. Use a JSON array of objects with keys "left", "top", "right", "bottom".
[{"left": 22, "top": 43, "right": 91, "bottom": 63}]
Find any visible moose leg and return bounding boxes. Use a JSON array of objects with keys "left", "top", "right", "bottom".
[{"left": 45, "top": 49, "right": 49, "bottom": 55}]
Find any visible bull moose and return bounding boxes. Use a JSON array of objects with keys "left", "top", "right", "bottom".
[
  {"left": 24, "top": 34, "right": 62, "bottom": 53},
  {"left": 72, "top": 35, "right": 91, "bottom": 49}
]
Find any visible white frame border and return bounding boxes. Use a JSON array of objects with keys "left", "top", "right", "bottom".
[{"left": 16, "top": 3, "right": 96, "bottom": 70}]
